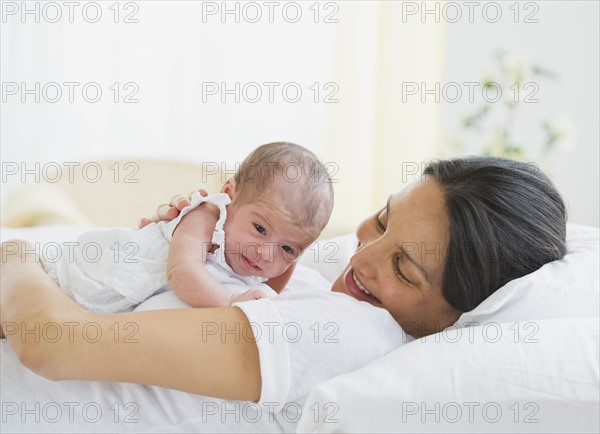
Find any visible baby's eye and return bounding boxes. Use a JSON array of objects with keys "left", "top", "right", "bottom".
[
  {"left": 254, "top": 224, "right": 266, "bottom": 235},
  {"left": 281, "top": 245, "right": 294, "bottom": 254}
]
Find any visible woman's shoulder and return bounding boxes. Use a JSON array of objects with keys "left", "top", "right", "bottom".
[{"left": 235, "top": 269, "right": 407, "bottom": 405}]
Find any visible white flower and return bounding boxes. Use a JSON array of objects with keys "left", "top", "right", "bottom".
[
  {"left": 546, "top": 114, "right": 578, "bottom": 152},
  {"left": 503, "top": 54, "right": 525, "bottom": 85}
]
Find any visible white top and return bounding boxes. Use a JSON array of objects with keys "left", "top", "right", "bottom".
[
  {"left": 165, "top": 192, "right": 268, "bottom": 288},
  {"left": 41, "top": 192, "right": 271, "bottom": 313},
  {"left": 134, "top": 264, "right": 408, "bottom": 431},
  {"left": 233, "top": 267, "right": 408, "bottom": 407}
]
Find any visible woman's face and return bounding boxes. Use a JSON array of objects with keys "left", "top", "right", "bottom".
[{"left": 332, "top": 175, "right": 461, "bottom": 338}]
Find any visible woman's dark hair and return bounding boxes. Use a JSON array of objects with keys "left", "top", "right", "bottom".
[{"left": 424, "top": 157, "right": 567, "bottom": 312}]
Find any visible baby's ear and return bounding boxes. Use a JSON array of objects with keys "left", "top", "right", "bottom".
[{"left": 221, "top": 178, "right": 238, "bottom": 200}]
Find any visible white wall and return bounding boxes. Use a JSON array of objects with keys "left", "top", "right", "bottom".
[
  {"left": 1, "top": 1, "right": 598, "bottom": 230},
  {"left": 1, "top": 1, "right": 447, "bottom": 236},
  {"left": 440, "top": 0, "right": 599, "bottom": 226},
  {"left": 0, "top": 1, "right": 338, "bottom": 207}
]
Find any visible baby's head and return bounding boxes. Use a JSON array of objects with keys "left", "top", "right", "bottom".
[{"left": 220, "top": 142, "right": 334, "bottom": 279}]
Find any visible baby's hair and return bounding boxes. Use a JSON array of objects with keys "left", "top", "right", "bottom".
[{"left": 233, "top": 142, "right": 334, "bottom": 235}]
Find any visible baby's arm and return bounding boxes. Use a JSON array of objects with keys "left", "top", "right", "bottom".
[
  {"left": 167, "top": 204, "right": 273, "bottom": 307},
  {"left": 167, "top": 203, "right": 236, "bottom": 307}
]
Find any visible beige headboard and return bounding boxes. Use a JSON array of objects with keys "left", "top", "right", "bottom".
[{"left": 1, "top": 160, "right": 224, "bottom": 228}]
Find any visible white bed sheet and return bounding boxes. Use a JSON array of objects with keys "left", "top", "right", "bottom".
[
  {"left": 1, "top": 343, "right": 293, "bottom": 433},
  {"left": 0, "top": 225, "right": 326, "bottom": 433},
  {"left": 2, "top": 224, "right": 599, "bottom": 433}
]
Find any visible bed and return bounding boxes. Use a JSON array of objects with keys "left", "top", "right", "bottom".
[{"left": 1, "top": 222, "right": 598, "bottom": 433}]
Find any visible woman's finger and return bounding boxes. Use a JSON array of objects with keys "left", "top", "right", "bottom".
[
  {"left": 156, "top": 204, "right": 180, "bottom": 222},
  {"left": 187, "top": 189, "right": 208, "bottom": 200},
  {"left": 169, "top": 195, "right": 191, "bottom": 210},
  {"left": 138, "top": 218, "right": 152, "bottom": 228},
  {"left": 162, "top": 207, "right": 180, "bottom": 221}
]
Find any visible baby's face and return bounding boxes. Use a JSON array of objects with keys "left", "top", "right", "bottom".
[{"left": 222, "top": 200, "right": 317, "bottom": 279}]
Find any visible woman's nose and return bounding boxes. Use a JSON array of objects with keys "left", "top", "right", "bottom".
[
  {"left": 352, "top": 217, "right": 386, "bottom": 279},
  {"left": 350, "top": 241, "right": 378, "bottom": 281},
  {"left": 352, "top": 243, "right": 381, "bottom": 281},
  {"left": 355, "top": 216, "right": 380, "bottom": 246}
]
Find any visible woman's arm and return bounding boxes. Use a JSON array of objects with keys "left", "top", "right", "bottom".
[{"left": 0, "top": 241, "right": 261, "bottom": 401}]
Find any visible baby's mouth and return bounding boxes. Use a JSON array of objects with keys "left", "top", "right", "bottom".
[{"left": 241, "top": 254, "right": 262, "bottom": 271}]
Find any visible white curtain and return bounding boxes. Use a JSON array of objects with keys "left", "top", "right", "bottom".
[
  {"left": 1, "top": 1, "right": 444, "bottom": 236},
  {"left": 322, "top": 1, "right": 444, "bottom": 234}
]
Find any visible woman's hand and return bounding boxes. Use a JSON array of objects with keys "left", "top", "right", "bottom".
[
  {"left": 1, "top": 239, "right": 85, "bottom": 368},
  {"left": 0, "top": 239, "right": 38, "bottom": 313},
  {"left": 139, "top": 189, "right": 209, "bottom": 228}
]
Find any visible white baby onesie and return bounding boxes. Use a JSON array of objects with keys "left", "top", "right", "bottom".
[{"left": 41, "top": 192, "right": 274, "bottom": 313}]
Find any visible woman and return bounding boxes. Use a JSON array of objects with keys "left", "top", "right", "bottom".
[{"left": 0, "top": 157, "right": 566, "bottom": 415}]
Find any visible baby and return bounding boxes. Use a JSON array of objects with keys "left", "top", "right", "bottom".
[{"left": 39, "top": 142, "right": 334, "bottom": 312}]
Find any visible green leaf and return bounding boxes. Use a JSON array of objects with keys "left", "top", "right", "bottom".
[{"left": 532, "top": 65, "right": 557, "bottom": 79}]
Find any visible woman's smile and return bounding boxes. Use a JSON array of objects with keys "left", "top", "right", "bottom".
[{"left": 342, "top": 267, "right": 383, "bottom": 307}]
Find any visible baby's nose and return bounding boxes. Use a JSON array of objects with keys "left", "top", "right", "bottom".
[
  {"left": 247, "top": 243, "right": 269, "bottom": 263},
  {"left": 258, "top": 243, "right": 277, "bottom": 263},
  {"left": 247, "top": 243, "right": 262, "bottom": 262},
  {"left": 264, "top": 244, "right": 276, "bottom": 262}
]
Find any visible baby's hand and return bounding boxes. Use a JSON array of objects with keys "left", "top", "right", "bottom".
[{"left": 229, "top": 288, "right": 276, "bottom": 305}]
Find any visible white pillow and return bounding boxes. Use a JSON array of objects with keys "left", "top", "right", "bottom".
[
  {"left": 456, "top": 224, "right": 599, "bottom": 325},
  {"left": 298, "top": 317, "right": 599, "bottom": 433},
  {"left": 298, "top": 233, "right": 356, "bottom": 283},
  {"left": 297, "top": 224, "right": 600, "bottom": 433}
]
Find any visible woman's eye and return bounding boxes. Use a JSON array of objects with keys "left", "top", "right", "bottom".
[
  {"left": 254, "top": 224, "right": 266, "bottom": 235},
  {"left": 375, "top": 215, "right": 386, "bottom": 232},
  {"left": 394, "top": 256, "right": 411, "bottom": 285}
]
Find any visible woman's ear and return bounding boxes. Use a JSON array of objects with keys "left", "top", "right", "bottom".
[{"left": 221, "top": 178, "right": 238, "bottom": 200}]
